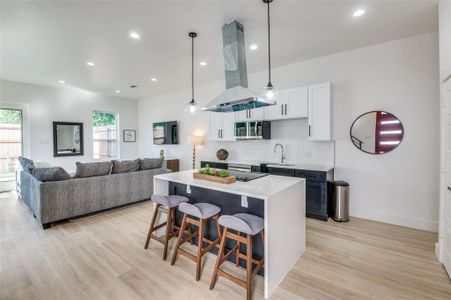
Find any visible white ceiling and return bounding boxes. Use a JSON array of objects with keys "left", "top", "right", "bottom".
[{"left": 0, "top": 0, "right": 438, "bottom": 100}]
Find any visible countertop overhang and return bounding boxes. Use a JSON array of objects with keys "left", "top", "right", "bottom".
[{"left": 154, "top": 170, "right": 305, "bottom": 200}]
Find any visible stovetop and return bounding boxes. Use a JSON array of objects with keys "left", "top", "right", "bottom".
[{"left": 228, "top": 170, "right": 269, "bottom": 182}]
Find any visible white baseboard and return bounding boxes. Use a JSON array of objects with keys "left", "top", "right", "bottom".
[{"left": 350, "top": 208, "right": 438, "bottom": 232}]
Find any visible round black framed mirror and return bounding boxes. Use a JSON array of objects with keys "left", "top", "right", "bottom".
[{"left": 350, "top": 111, "right": 404, "bottom": 155}]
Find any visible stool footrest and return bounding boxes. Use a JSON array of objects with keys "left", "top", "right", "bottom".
[{"left": 217, "top": 269, "right": 247, "bottom": 289}]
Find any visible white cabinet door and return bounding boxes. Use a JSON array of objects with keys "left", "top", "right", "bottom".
[
  {"left": 208, "top": 112, "right": 235, "bottom": 141},
  {"left": 221, "top": 112, "right": 236, "bottom": 141},
  {"left": 264, "top": 87, "right": 307, "bottom": 120},
  {"left": 308, "top": 82, "right": 332, "bottom": 141},
  {"left": 285, "top": 87, "right": 308, "bottom": 119},
  {"left": 264, "top": 98, "right": 285, "bottom": 120},
  {"left": 236, "top": 108, "right": 265, "bottom": 122},
  {"left": 208, "top": 112, "right": 222, "bottom": 141}
]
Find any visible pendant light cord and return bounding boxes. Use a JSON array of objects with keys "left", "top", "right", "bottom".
[
  {"left": 191, "top": 34, "right": 195, "bottom": 101},
  {"left": 267, "top": 0, "right": 272, "bottom": 84}
]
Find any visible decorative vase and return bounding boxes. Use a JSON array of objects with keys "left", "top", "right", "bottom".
[{"left": 216, "top": 149, "right": 229, "bottom": 160}]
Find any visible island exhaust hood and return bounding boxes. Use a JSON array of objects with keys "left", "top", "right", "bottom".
[{"left": 203, "top": 20, "right": 276, "bottom": 112}]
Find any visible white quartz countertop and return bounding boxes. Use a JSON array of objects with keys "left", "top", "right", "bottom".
[
  {"left": 154, "top": 170, "right": 304, "bottom": 200},
  {"left": 203, "top": 159, "right": 334, "bottom": 172}
]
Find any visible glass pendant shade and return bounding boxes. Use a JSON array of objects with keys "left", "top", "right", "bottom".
[
  {"left": 259, "top": 82, "right": 279, "bottom": 102},
  {"left": 185, "top": 99, "right": 199, "bottom": 114}
]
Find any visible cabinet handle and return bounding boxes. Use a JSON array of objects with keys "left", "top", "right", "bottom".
[
  {"left": 284, "top": 104, "right": 288, "bottom": 115},
  {"left": 448, "top": 186, "right": 451, "bottom": 192},
  {"left": 249, "top": 109, "right": 251, "bottom": 119},
  {"left": 308, "top": 125, "right": 311, "bottom": 137},
  {"left": 218, "top": 130, "right": 220, "bottom": 138},
  {"left": 221, "top": 129, "right": 223, "bottom": 138},
  {"left": 281, "top": 104, "right": 284, "bottom": 115}
]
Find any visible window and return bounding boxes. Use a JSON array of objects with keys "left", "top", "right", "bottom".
[
  {"left": 92, "top": 111, "right": 119, "bottom": 159},
  {"left": 0, "top": 108, "right": 22, "bottom": 192}
]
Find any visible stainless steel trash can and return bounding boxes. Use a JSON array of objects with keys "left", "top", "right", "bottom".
[{"left": 332, "top": 181, "right": 349, "bottom": 222}]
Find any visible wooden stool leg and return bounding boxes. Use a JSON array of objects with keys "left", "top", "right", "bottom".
[
  {"left": 162, "top": 207, "right": 173, "bottom": 260},
  {"left": 144, "top": 204, "right": 160, "bottom": 249},
  {"left": 196, "top": 218, "right": 205, "bottom": 281},
  {"left": 246, "top": 234, "right": 253, "bottom": 300},
  {"left": 188, "top": 223, "right": 194, "bottom": 244},
  {"left": 236, "top": 232, "right": 241, "bottom": 267},
  {"left": 171, "top": 214, "right": 188, "bottom": 265},
  {"left": 210, "top": 228, "right": 227, "bottom": 290}
]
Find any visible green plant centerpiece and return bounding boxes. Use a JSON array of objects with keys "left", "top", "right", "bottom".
[{"left": 198, "top": 164, "right": 230, "bottom": 178}]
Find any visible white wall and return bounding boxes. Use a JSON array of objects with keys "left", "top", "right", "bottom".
[
  {"left": 0, "top": 79, "right": 139, "bottom": 171},
  {"left": 439, "top": 0, "right": 451, "bottom": 81},
  {"left": 139, "top": 32, "right": 440, "bottom": 231}
]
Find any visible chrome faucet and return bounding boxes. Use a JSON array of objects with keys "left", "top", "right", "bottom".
[{"left": 274, "top": 143, "right": 287, "bottom": 163}]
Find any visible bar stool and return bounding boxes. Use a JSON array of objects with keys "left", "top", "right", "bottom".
[
  {"left": 144, "top": 194, "right": 189, "bottom": 260},
  {"left": 209, "top": 213, "right": 264, "bottom": 300},
  {"left": 171, "top": 202, "right": 222, "bottom": 281}
]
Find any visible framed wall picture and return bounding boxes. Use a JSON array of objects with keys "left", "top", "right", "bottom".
[{"left": 123, "top": 129, "right": 136, "bottom": 142}]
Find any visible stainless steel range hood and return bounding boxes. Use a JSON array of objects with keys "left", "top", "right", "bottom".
[{"left": 203, "top": 20, "right": 275, "bottom": 112}]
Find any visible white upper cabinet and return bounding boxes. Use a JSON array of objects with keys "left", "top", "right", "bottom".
[
  {"left": 235, "top": 107, "right": 265, "bottom": 122},
  {"left": 308, "top": 82, "right": 332, "bottom": 141},
  {"left": 285, "top": 87, "right": 308, "bottom": 119},
  {"left": 264, "top": 86, "right": 308, "bottom": 120},
  {"left": 208, "top": 112, "right": 235, "bottom": 141}
]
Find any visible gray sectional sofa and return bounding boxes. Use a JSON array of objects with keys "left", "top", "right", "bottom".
[{"left": 17, "top": 157, "right": 169, "bottom": 229}]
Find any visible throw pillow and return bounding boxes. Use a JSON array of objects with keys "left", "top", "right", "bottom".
[
  {"left": 111, "top": 159, "right": 140, "bottom": 174},
  {"left": 32, "top": 167, "right": 72, "bottom": 182},
  {"left": 75, "top": 161, "right": 112, "bottom": 178},
  {"left": 18, "top": 156, "right": 35, "bottom": 173},
  {"left": 140, "top": 157, "right": 164, "bottom": 170}
]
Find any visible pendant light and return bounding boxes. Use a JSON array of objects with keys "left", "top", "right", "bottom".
[
  {"left": 185, "top": 32, "right": 199, "bottom": 114},
  {"left": 259, "top": 0, "right": 279, "bottom": 102}
]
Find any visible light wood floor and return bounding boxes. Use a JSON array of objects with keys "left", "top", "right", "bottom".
[{"left": 1, "top": 192, "right": 450, "bottom": 300}]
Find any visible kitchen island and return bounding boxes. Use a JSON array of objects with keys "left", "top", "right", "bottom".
[{"left": 153, "top": 170, "right": 306, "bottom": 299}]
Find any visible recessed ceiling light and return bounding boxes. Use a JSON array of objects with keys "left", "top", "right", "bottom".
[
  {"left": 199, "top": 61, "right": 207, "bottom": 66},
  {"left": 129, "top": 31, "right": 141, "bottom": 40},
  {"left": 249, "top": 44, "right": 258, "bottom": 50},
  {"left": 86, "top": 61, "right": 95, "bottom": 67},
  {"left": 58, "top": 80, "right": 65, "bottom": 84},
  {"left": 353, "top": 9, "right": 366, "bottom": 17},
  {"left": 151, "top": 78, "right": 157, "bottom": 82},
  {"left": 114, "top": 90, "right": 120, "bottom": 93}
]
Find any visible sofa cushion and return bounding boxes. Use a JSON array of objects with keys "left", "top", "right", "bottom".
[
  {"left": 140, "top": 157, "right": 164, "bottom": 170},
  {"left": 111, "top": 159, "right": 140, "bottom": 174},
  {"left": 18, "top": 156, "right": 35, "bottom": 173},
  {"left": 75, "top": 161, "right": 112, "bottom": 178},
  {"left": 32, "top": 167, "right": 72, "bottom": 182}
]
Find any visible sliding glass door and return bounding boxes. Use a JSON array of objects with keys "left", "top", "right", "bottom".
[{"left": 0, "top": 108, "right": 22, "bottom": 192}]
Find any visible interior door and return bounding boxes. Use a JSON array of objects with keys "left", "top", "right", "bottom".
[{"left": 443, "top": 77, "right": 451, "bottom": 277}]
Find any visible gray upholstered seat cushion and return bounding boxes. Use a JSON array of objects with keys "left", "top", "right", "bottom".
[
  {"left": 151, "top": 194, "right": 189, "bottom": 208},
  {"left": 18, "top": 156, "right": 35, "bottom": 173},
  {"left": 178, "top": 202, "right": 221, "bottom": 219},
  {"left": 75, "top": 161, "right": 112, "bottom": 178},
  {"left": 140, "top": 157, "right": 164, "bottom": 170},
  {"left": 218, "top": 213, "right": 264, "bottom": 235},
  {"left": 32, "top": 167, "right": 72, "bottom": 182},
  {"left": 111, "top": 159, "right": 140, "bottom": 174}
]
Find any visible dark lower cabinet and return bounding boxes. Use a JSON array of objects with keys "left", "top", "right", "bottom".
[
  {"left": 200, "top": 161, "right": 228, "bottom": 170},
  {"left": 296, "top": 170, "right": 333, "bottom": 221},
  {"left": 305, "top": 181, "right": 329, "bottom": 221},
  {"left": 266, "top": 167, "right": 295, "bottom": 177}
]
